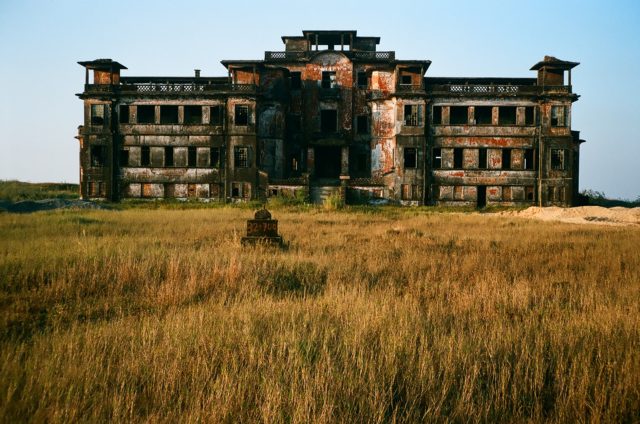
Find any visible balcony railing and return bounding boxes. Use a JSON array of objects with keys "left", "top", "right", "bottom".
[
  {"left": 396, "top": 84, "right": 425, "bottom": 94},
  {"left": 264, "top": 50, "right": 396, "bottom": 62},
  {"left": 84, "top": 83, "right": 257, "bottom": 95},
  {"left": 427, "top": 84, "right": 572, "bottom": 95}
]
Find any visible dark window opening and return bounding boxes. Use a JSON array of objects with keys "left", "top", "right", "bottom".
[
  {"left": 477, "top": 185, "right": 487, "bottom": 208},
  {"left": 287, "top": 114, "right": 301, "bottom": 133},
  {"left": 137, "top": 105, "right": 155, "bottom": 124},
  {"left": 320, "top": 109, "right": 338, "bottom": 133},
  {"left": 188, "top": 146, "right": 197, "bottom": 167},
  {"left": 210, "top": 147, "right": 220, "bottom": 168},
  {"left": 450, "top": 106, "right": 468, "bottom": 125},
  {"left": 184, "top": 106, "right": 202, "bottom": 124},
  {"left": 90, "top": 104, "right": 105, "bottom": 126},
  {"left": 357, "top": 71, "right": 367, "bottom": 88},
  {"left": 400, "top": 75, "right": 412, "bottom": 85},
  {"left": 404, "top": 104, "right": 423, "bottom": 126},
  {"left": 404, "top": 147, "right": 417, "bottom": 169},
  {"left": 234, "top": 146, "right": 249, "bottom": 168},
  {"left": 525, "top": 186, "right": 535, "bottom": 201},
  {"left": 164, "top": 183, "right": 175, "bottom": 198},
  {"left": 475, "top": 106, "right": 492, "bottom": 125},
  {"left": 551, "top": 149, "right": 566, "bottom": 170},
  {"left": 160, "top": 106, "right": 179, "bottom": 124},
  {"left": 502, "top": 149, "right": 511, "bottom": 169},
  {"left": 119, "top": 105, "right": 129, "bottom": 124},
  {"left": 165, "top": 147, "right": 173, "bottom": 167},
  {"left": 290, "top": 72, "right": 301, "bottom": 90},
  {"left": 499, "top": 106, "right": 517, "bottom": 125},
  {"left": 235, "top": 105, "right": 249, "bottom": 126},
  {"left": 210, "top": 106, "right": 223, "bottom": 126},
  {"left": 357, "top": 154, "right": 367, "bottom": 172},
  {"left": 231, "top": 183, "right": 241, "bottom": 198},
  {"left": 188, "top": 184, "right": 197, "bottom": 198},
  {"left": 119, "top": 149, "right": 129, "bottom": 167},
  {"left": 524, "top": 149, "right": 534, "bottom": 170},
  {"left": 90, "top": 145, "right": 105, "bottom": 167},
  {"left": 356, "top": 115, "right": 369, "bottom": 134},
  {"left": 525, "top": 107, "right": 535, "bottom": 125},
  {"left": 321, "top": 71, "right": 337, "bottom": 89},
  {"left": 453, "top": 148, "right": 463, "bottom": 169},
  {"left": 551, "top": 106, "right": 565, "bottom": 127},
  {"left": 479, "top": 148, "right": 488, "bottom": 169},
  {"left": 432, "top": 148, "right": 442, "bottom": 169},
  {"left": 433, "top": 106, "right": 442, "bottom": 125},
  {"left": 141, "top": 146, "right": 150, "bottom": 166}
]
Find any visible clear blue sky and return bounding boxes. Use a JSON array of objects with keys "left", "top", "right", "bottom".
[{"left": 1, "top": 0, "right": 638, "bottom": 199}]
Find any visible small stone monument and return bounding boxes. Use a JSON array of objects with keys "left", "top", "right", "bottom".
[{"left": 241, "top": 206, "right": 284, "bottom": 246}]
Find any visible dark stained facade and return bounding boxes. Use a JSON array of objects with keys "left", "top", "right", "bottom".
[{"left": 77, "top": 30, "right": 584, "bottom": 206}]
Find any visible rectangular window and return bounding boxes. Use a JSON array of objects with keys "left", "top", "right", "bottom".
[
  {"left": 400, "top": 75, "right": 412, "bottom": 85},
  {"left": 90, "top": 104, "right": 105, "bottom": 126},
  {"left": 479, "top": 148, "right": 488, "bottom": 169},
  {"left": 356, "top": 115, "right": 369, "bottom": 134},
  {"left": 165, "top": 147, "right": 174, "bottom": 167},
  {"left": 164, "top": 183, "right": 175, "bottom": 198},
  {"left": 357, "top": 71, "right": 367, "bottom": 88},
  {"left": 524, "top": 107, "right": 535, "bottom": 125},
  {"left": 502, "top": 149, "right": 511, "bottom": 169},
  {"left": 119, "top": 105, "right": 129, "bottom": 124},
  {"left": 450, "top": 106, "right": 468, "bottom": 125},
  {"left": 188, "top": 184, "right": 197, "bottom": 198},
  {"left": 234, "top": 146, "right": 249, "bottom": 168},
  {"left": 188, "top": 146, "right": 197, "bottom": 167},
  {"left": 210, "top": 105, "right": 223, "bottom": 126},
  {"left": 141, "top": 146, "right": 150, "bottom": 166},
  {"left": 524, "top": 149, "right": 534, "bottom": 170},
  {"left": 137, "top": 105, "right": 155, "bottom": 124},
  {"left": 235, "top": 105, "right": 249, "bottom": 126},
  {"left": 184, "top": 106, "right": 202, "bottom": 124},
  {"left": 475, "top": 106, "right": 492, "bottom": 125},
  {"left": 525, "top": 186, "right": 535, "bottom": 201},
  {"left": 210, "top": 147, "right": 220, "bottom": 168},
  {"left": 119, "top": 149, "right": 129, "bottom": 167},
  {"left": 499, "top": 106, "right": 517, "bottom": 125},
  {"left": 90, "top": 145, "right": 105, "bottom": 166},
  {"left": 321, "top": 71, "right": 337, "bottom": 89},
  {"left": 404, "top": 104, "right": 423, "bottom": 126},
  {"left": 320, "top": 109, "right": 338, "bottom": 133},
  {"left": 432, "top": 106, "right": 442, "bottom": 125},
  {"left": 453, "top": 148, "right": 463, "bottom": 169},
  {"left": 432, "top": 148, "right": 442, "bottom": 169},
  {"left": 160, "top": 105, "right": 179, "bottom": 124},
  {"left": 404, "top": 147, "right": 417, "bottom": 169},
  {"left": 551, "top": 149, "right": 566, "bottom": 170},
  {"left": 290, "top": 71, "right": 301, "bottom": 90},
  {"left": 551, "top": 106, "right": 565, "bottom": 127},
  {"left": 88, "top": 181, "right": 104, "bottom": 197}
]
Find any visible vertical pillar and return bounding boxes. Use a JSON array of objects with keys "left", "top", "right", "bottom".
[
  {"left": 341, "top": 145, "right": 349, "bottom": 175},
  {"left": 307, "top": 147, "right": 315, "bottom": 177}
]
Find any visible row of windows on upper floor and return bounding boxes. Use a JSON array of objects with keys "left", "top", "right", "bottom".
[
  {"left": 90, "top": 145, "right": 251, "bottom": 169},
  {"left": 289, "top": 71, "right": 417, "bottom": 90},
  {"left": 433, "top": 105, "right": 568, "bottom": 127},
  {"left": 402, "top": 147, "right": 569, "bottom": 171},
  {"left": 89, "top": 104, "right": 250, "bottom": 127}
]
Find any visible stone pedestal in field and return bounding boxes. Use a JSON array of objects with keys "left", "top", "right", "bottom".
[{"left": 241, "top": 207, "right": 283, "bottom": 246}]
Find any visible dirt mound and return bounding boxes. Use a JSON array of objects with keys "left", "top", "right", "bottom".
[
  {"left": 497, "top": 206, "right": 640, "bottom": 226},
  {"left": 0, "top": 199, "right": 110, "bottom": 213}
]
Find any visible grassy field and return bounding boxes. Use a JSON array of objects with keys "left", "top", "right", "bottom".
[{"left": 0, "top": 206, "right": 638, "bottom": 422}]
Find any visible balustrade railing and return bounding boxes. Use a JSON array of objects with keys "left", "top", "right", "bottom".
[{"left": 85, "top": 83, "right": 257, "bottom": 94}]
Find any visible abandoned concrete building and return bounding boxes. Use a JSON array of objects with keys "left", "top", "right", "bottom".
[{"left": 77, "top": 30, "right": 585, "bottom": 206}]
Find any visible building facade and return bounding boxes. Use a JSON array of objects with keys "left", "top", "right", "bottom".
[{"left": 77, "top": 30, "right": 584, "bottom": 206}]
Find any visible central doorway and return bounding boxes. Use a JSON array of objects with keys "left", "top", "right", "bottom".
[{"left": 314, "top": 146, "right": 342, "bottom": 179}]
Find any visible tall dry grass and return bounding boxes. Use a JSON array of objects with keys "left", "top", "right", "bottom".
[{"left": 0, "top": 207, "right": 638, "bottom": 422}]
